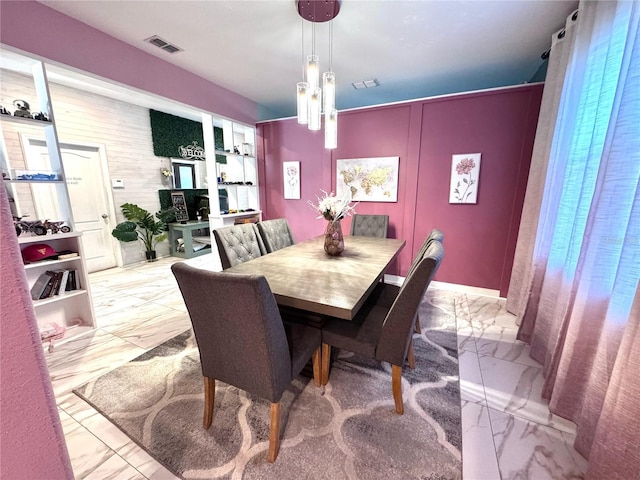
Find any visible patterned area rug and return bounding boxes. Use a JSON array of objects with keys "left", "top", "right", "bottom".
[{"left": 74, "top": 290, "right": 462, "bottom": 480}]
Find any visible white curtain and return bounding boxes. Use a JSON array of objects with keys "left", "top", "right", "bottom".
[{"left": 506, "top": 1, "right": 639, "bottom": 477}]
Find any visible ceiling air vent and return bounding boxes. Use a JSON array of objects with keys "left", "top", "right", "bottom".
[
  {"left": 352, "top": 79, "right": 380, "bottom": 90},
  {"left": 144, "top": 35, "right": 183, "bottom": 54}
]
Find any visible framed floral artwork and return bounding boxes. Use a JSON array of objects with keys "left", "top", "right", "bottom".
[
  {"left": 449, "top": 153, "right": 481, "bottom": 204},
  {"left": 283, "top": 161, "right": 300, "bottom": 199}
]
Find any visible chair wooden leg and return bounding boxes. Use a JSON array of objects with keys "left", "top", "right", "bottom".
[
  {"left": 321, "top": 343, "right": 331, "bottom": 385},
  {"left": 414, "top": 315, "right": 422, "bottom": 334},
  {"left": 407, "top": 338, "right": 415, "bottom": 369},
  {"left": 203, "top": 376, "right": 215, "bottom": 429},
  {"left": 268, "top": 402, "right": 281, "bottom": 463},
  {"left": 391, "top": 365, "right": 404, "bottom": 415},
  {"left": 312, "top": 347, "right": 321, "bottom": 386}
]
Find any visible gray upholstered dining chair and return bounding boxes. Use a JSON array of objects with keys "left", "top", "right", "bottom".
[
  {"left": 171, "top": 262, "right": 321, "bottom": 463},
  {"left": 409, "top": 228, "right": 444, "bottom": 334},
  {"left": 320, "top": 240, "right": 444, "bottom": 414},
  {"left": 212, "top": 223, "right": 266, "bottom": 269},
  {"left": 350, "top": 214, "right": 389, "bottom": 238},
  {"left": 410, "top": 228, "right": 444, "bottom": 276},
  {"left": 376, "top": 228, "right": 445, "bottom": 338},
  {"left": 257, "top": 218, "right": 295, "bottom": 253}
]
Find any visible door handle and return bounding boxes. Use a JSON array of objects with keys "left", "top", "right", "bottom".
[{"left": 101, "top": 214, "right": 108, "bottom": 219}]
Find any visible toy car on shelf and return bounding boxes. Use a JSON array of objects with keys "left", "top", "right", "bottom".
[
  {"left": 42, "top": 220, "right": 71, "bottom": 234},
  {"left": 13, "top": 217, "right": 71, "bottom": 236}
]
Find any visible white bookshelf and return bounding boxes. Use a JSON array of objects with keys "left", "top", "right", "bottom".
[{"left": 2, "top": 53, "right": 96, "bottom": 349}]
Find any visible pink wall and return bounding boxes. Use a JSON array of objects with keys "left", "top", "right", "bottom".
[
  {"left": 257, "top": 104, "right": 414, "bottom": 245},
  {"left": 258, "top": 85, "right": 543, "bottom": 294},
  {"left": 0, "top": 187, "right": 74, "bottom": 479},
  {"left": 0, "top": 1, "right": 258, "bottom": 125},
  {"left": 414, "top": 88, "right": 543, "bottom": 293}
]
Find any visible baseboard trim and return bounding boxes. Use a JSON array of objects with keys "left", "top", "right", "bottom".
[{"left": 384, "top": 275, "right": 501, "bottom": 298}]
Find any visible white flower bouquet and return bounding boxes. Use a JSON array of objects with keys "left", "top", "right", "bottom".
[{"left": 308, "top": 189, "right": 357, "bottom": 222}]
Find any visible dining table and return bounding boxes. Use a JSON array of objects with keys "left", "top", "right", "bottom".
[{"left": 224, "top": 234, "right": 406, "bottom": 320}]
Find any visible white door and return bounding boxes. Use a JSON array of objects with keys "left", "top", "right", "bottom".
[{"left": 26, "top": 139, "right": 118, "bottom": 273}]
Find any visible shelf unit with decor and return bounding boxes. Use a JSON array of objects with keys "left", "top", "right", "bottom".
[
  {"left": 1, "top": 50, "right": 96, "bottom": 349},
  {"left": 205, "top": 118, "right": 261, "bottom": 228},
  {"left": 19, "top": 232, "right": 96, "bottom": 346}
]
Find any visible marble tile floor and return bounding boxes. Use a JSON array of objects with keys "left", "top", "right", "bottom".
[{"left": 45, "top": 256, "right": 589, "bottom": 479}]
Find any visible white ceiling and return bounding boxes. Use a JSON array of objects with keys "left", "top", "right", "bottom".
[{"left": 38, "top": 0, "right": 577, "bottom": 121}]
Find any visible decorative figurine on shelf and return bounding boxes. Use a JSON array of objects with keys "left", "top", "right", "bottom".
[
  {"left": 13, "top": 217, "right": 46, "bottom": 236},
  {"left": 233, "top": 145, "right": 241, "bottom": 154},
  {"left": 42, "top": 220, "right": 71, "bottom": 234},
  {"left": 198, "top": 206, "right": 209, "bottom": 219},
  {"left": 160, "top": 167, "right": 173, "bottom": 187},
  {"left": 32, "top": 112, "right": 50, "bottom": 122},
  {"left": 12, "top": 99, "right": 32, "bottom": 118},
  {"left": 13, "top": 216, "right": 71, "bottom": 236},
  {"left": 0, "top": 105, "right": 10, "bottom": 115}
]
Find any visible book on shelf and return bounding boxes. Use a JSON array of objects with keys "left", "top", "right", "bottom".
[
  {"left": 66, "top": 270, "right": 78, "bottom": 291},
  {"left": 31, "top": 271, "right": 55, "bottom": 300},
  {"left": 39, "top": 271, "right": 59, "bottom": 299},
  {"left": 55, "top": 250, "right": 79, "bottom": 260},
  {"left": 33, "top": 269, "right": 79, "bottom": 300},
  {"left": 56, "top": 269, "right": 70, "bottom": 294}
]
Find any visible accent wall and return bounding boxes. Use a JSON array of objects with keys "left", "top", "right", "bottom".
[{"left": 257, "top": 84, "right": 543, "bottom": 295}]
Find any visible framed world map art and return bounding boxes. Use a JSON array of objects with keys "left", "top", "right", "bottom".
[{"left": 336, "top": 157, "right": 399, "bottom": 202}]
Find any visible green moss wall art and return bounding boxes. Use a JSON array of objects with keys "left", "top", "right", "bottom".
[{"left": 149, "top": 109, "right": 224, "bottom": 161}]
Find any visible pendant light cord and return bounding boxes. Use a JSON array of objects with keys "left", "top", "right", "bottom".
[
  {"left": 329, "top": 20, "right": 333, "bottom": 71},
  {"left": 301, "top": 16, "right": 305, "bottom": 81}
]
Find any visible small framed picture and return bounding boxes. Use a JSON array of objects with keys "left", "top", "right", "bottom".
[
  {"left": 449, "top": 153, "right": 481, "bottom": 204},
  {"left": 283, "top": 161, "right": 300, "bottom": 199},
  {"left": 171, "top": 192, "right": 190, "bottom": 221}
]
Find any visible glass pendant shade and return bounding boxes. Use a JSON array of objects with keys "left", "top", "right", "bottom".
[
  {"left": 306, "top": 55, "right": 320, "bottom": 92},
  {"left": 324, "top": 109, "right": 338, "bottom": 149},
  {"left": 295, "top": 4, "right": 339, "bottom": 149},
  {"left": 322, "top": 71, "right": 335, "bottom": 113},
  {"left": 308, "top": 87, "right": 322, "bottom": 131},
  {"left": 297, "top": 82, "right": 309, "bottom": 124}
]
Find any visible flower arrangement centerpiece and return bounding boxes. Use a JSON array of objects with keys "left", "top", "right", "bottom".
[{"left": 308, "top": 190, "right": 357, "bottom": 256}]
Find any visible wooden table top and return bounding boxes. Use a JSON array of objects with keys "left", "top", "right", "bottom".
[{"left": 225, "top": 235, "right": 405, "bottom": 320}]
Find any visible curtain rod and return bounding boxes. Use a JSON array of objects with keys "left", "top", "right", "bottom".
[{"left": 540, "top": 10, "right": 579, "bottom": 60}]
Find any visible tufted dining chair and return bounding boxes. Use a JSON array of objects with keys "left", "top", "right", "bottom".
[
  {"left": 257, "top": 218, "right": 296, "bottom": 253},
  {"left": 350, "top": 214, "right": 389, "bottom": 238},
  {"left": 171, "top": 262, "right": 321, "bottom": 463},
  {"left": 376, "top": 228, "right": 445, "bottom": 339},
  {"left": 213, "top": 223, "right": 266, "bottom": 269},
  {"left": 320, "top": 240, "right": 444, "bottom": 414},
  {"left": 410, "top": 229, "right": 444, "bottom": 277},
  {"left": 407, "top": 228, "right": 444, "bottom": 334}
]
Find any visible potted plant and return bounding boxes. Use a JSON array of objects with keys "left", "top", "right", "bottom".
[{"left": 111, "top": 203, "right": 169, "bottom": 261}]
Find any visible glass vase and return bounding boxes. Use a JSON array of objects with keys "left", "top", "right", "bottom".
[{"left": 324, "top": 219, "right": 344, "bottom": 256}]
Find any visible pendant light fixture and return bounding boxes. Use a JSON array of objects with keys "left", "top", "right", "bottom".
[
  {"left": 323, "top": 18, "right": 337, "bottom": 149},
  {"left": 296, "top": 0, "right": 340, "bottom": 149},
  {"left": 296, "top": 15, "right": 308, "bottom": 125}
]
